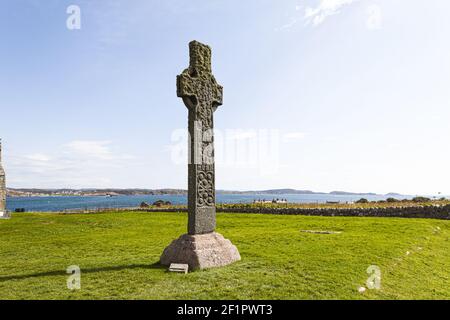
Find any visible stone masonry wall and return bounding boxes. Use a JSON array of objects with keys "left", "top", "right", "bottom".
[{"left": 139, "top": 205, "right": 450, "bottom": 220}]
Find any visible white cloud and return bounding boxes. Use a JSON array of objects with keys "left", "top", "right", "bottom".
[
  {"left": 276, "top": 17, "right": 299, "bottom": 31},
  {"left": 5, "top": 140, "right": 138, "bottom": 188},
  {"left": 304, "top": 0, "right": 360, "bottom": 26},
  {"left": 276, "top": 1, "right": 360, "bottom": 31},
  {"left": 275, "top": 4, "right": 303, "bottom": 31},
  {"left": 64, "top": 140, "right": 114, "bottom": 160},
  {"left": 64, "top": 140, "right": 136, "bottom": 161},
  {"left": 26, "top": 153, "right": 51, "bottom": 162}
]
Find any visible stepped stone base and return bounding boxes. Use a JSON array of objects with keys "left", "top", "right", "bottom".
[{"left": 160, "top": 232, "right": 241, "bottom": 270}]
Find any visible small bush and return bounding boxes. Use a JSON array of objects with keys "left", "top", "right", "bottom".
[
  {"left": 386, "top": 198, "right": 399, "bottom": 203},
  {"left": 412, "top": 196, "right": 431, "bottom": 203},
  {"left": 152, "top": 200, "right": 172, "bottom": 207},
  {"left": 356, "top": 198, "right": 369, "bottom": 204}
]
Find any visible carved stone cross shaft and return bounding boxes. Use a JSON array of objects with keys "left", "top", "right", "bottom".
[
  {"left": 177, "top": 41, "right": 223, "bottom": 235},
  {"left": 160, "top": 41, "right": 239, "bottom": 270}
]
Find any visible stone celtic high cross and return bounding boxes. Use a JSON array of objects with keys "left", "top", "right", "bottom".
[
  {"left": 177, "top": 40, "right": 223, "bottom": 235},
  {"left": 160, "top": 41, "right": 240, "bottom": 270}
]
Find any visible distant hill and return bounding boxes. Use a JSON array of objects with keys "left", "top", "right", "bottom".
[
  {"left": 6, "top": 188, "right": 405, "bottom": 197},
  {"left": 385, "top": 192, "right": 404, "bottom": 197},
  {"left": 6, "top": 188, "right": 187, "bottom": 197},
  {"left": 217, "top": 189, "right": 323, "bottom": 195},
  {"left": 329, "top": 191, "right": 377, "bottom": 196}
]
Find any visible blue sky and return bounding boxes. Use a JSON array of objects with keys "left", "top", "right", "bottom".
[{"left": 1, "top": 0, "right": 449, "bottom": 195}]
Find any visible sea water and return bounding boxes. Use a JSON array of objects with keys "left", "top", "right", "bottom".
[{"left": 6, "top": 193, "right": 409, "bottom": 212}]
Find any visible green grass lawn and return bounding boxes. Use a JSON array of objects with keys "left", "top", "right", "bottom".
[{"left": 0, "top": 211, "right": 448, "bottom": 300}]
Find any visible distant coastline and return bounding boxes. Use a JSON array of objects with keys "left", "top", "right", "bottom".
[{"left": 6, "top": 188, "right": 406, "bottom": 198}]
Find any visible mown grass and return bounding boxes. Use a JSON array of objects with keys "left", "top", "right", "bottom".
[{"left": 0, "top": 212, "right": 448, "bottom": 300}]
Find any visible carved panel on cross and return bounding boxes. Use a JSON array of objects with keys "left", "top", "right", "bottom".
[
  {"left": 196, "top": 165, "right": 215, "bottom": 207},
  {"left": 197, "top": 101, "right": 213, "bottom": 129}
]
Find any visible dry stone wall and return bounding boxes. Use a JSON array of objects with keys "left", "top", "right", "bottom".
[{"left": 139, "top": 205, "right": 450, "bottom": 220}]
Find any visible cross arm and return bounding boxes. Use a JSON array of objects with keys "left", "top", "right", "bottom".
[
  {"left": 177, "top": 71, "right": 198, "bottom": 109},
  {"left": 211, "top": 76, "right": 223, "bottom": 111},
  {"left": 177, "top": 71, "right": 195, "bottom": 99}
]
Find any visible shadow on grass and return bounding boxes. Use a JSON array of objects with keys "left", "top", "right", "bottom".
[{"left": 0, "top": 262, "right": 165, "bottom": 282}]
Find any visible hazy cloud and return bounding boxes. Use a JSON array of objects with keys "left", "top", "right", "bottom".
[
  {"left": 65, "top": 140, "right": 114, "bottom": 160},
  {"left": 304, "top": 0, "right": 360, "bottom": 26},
  {"left": 6, "top": 140, "right": 137, "bottom": 188},
  {"left": 277, "top": 0, "right": 361, "bottom": 31},
  {"left": 26, "top": 153, "right": 52, "bottom": 162}
]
